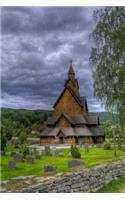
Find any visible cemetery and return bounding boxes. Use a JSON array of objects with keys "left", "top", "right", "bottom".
[{"left": 1, "top": 143, "right": 125, "bottom": 183}]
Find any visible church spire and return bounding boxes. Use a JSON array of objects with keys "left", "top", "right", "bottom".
[{"left": 68, "top": 60, "right": 75, "bottom": 75}]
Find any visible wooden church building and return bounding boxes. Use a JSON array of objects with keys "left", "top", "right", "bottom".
[{"left": 40, "top": 63, "right": 104, "bottom": 145}]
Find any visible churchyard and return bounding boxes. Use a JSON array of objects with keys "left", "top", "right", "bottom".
[{"left": 1, "top": 143, "right": 125, "bottom": 182}]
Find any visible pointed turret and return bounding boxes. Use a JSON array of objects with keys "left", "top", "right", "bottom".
[
  {"left": 68, "top": 60, "right": 75, "bottom": 76},
  {"left": 64, "top": 61, "right": 80, "bottom": 97},
  {"left": 68, "top": 60, "right": 75, "bottom": 81}
]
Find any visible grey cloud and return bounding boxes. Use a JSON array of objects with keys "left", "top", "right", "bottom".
[
  {"left": 2, "top": 7, "right": 92, "bottom": 35},
  {"left": 1, "top": 6, "right": 104, "bottom": 112}
]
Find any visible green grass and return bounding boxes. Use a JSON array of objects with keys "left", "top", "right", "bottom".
[
  {"left": 97, "top": 176, "right": 125, "bottom": 193},
  {"left": 1, "top": 145, "right": 125, "bottom": 181}
]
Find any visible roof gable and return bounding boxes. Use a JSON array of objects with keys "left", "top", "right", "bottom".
[{"left": 56, "top": 114, "right": 72, "bottom": 127}]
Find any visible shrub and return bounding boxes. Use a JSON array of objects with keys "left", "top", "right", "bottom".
[
  {"left": 103, "top": 142, "right": 112, "bottom": 150},
  {"left": 70, "top": 145, "right": 81, "bottom": 158},
  {"left": 19, "top": 144, "right": 29, "bottom": 158}
]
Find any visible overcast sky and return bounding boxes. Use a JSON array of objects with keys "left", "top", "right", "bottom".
[{"left": 1, "top": 7, "right": 105, "bottom": 112}]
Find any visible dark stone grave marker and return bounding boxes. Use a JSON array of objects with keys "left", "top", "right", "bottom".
[
  {"left": 26, "top": 156, "right": 34, "bottom": 163},
  {"left": 44, "top": 165, "right": 56, "bottom": 173},
  {"left": 13, "top": 153, "right": 23, "bottom": 162},
  {"left": 68, "top": 159, "right": 84, "bottom": 168},
  {"left": 8, "top": 160, "right": 16, "bottom": 170},
  {"left": 44, "top": 145, "right": 51, "bottom": 156},
  {"left": 84, "top": 144, "right": 89, "bottom": 152}
]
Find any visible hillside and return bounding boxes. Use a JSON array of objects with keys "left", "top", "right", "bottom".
[{"left": 1, "top": 108, "right": 53, "bottom": 137}]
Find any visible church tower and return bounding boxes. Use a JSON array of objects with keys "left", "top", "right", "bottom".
[{"left": 64, "top": 61, "right": 80, "bottom": 97}]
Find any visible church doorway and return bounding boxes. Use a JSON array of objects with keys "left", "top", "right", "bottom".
[
  {"left": 57, "top": 130, "right": 64, "bottom": 144},
  {"left": 93, "top": 136, "right": 97, "bottom": 144},
  {"left": 59, "top": 136, "right": 64, "bottom": 144},
  {"left": 75, "top": 137, "right": 78, "bottom": 144}
]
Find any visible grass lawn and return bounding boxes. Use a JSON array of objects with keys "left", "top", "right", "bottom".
[
  {"left": 1, "top": 145, "right": 125, "bottom": 181},
  {"left": 97, "top": 176, "right": 125, "bottom": 193}
]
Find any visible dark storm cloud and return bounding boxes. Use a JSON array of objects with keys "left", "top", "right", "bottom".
[
  {"left": 1, "top": 6, "right": 104, "bottom": 111},
  {"left": 2, "top": 7, "right": 92, "bottom": 35}
]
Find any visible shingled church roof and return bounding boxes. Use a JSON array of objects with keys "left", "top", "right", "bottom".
[
  {"left": 40, "top": 127, "right": 104, "bottom": 137},
  {"left": 45, "top": 113, "right": 99, "bottom": 126}
]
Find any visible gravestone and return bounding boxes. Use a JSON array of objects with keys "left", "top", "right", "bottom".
[
  {"left": 84, "top": 144, "right": 89, "bottom": 152},
  {"left": 26, "top": 156, "right": 34, "bottom": 163},
  {"left": 8, "top": 160, "right": 16, "bottom": 170},
  {"left": 68, "top": 159, "right": 84, "bottom": 168},
  {"left": 35, "top": 154, "right": 41, "bottom": 160},
  {"left": 44, "top": 145, "right": 51, "bottom": 156},
  {"left": 58, "top": 149, "right": 63, "bottom": 156},
  {"left": 44, "top": 165, "right": 56, "bottom": 173},
  {"left": 52, "top": 146, "right": 57, "bottom": 156},
  {"left": 13, "top": 153, "right": 23, "bottom": 162}
]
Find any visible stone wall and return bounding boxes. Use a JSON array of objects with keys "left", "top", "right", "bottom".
[{"left": 19, "top": 159, "right": 125, "bottom": 193}]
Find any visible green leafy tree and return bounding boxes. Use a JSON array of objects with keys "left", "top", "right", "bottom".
[
  {"left": 101, "top": 121, "right": 112, "bottom": 138},
  {"left": 43, "top": 113, "right": 48, "bottom": 121},
  {"left": 90, "top": 7, "right": 125, "bottom": 138}
]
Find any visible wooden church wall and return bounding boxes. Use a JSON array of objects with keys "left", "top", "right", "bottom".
[{"left": 40, "top": 137, "right": 76, "bottom": 145}]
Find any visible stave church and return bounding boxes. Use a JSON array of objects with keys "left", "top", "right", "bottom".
[{"left": 40, "top": 62, "right": 104, "bottom": 145}]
